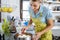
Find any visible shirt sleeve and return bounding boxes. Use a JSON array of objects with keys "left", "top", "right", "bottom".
[
  {"left": 46, "top": 9, "right": 53, "bottom": 20},
  {"left": 28, "top": 6, "right": 33, "bottom": 15}
]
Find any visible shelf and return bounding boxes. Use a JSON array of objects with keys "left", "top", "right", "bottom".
[
  {"left": 52, "top": 5, "right": 60, "bottom": 6},
  {"left": 44, "top": 1, "right": 60, "bottom": 4},
  {"left": 52, "top": 26, "right": 60, "bottom": 29},
  {"left": 52, "top": 22, "right": 60, "bottom": 29},
  {"left": 52, "top": 1, "right": 60, "bottom": 4},
  {"left": 44, "top": 1, "right": 52, "bottom": 3},
  {"left": 52, "top": 11, "right": 60, "bottom": 13}
]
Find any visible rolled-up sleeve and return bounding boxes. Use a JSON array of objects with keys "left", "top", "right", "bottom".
[{"left": 46, "top": 9, "right": 53, "bottom": 20}]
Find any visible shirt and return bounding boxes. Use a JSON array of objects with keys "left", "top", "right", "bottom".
[{"left": 29, "top": 5, "right": 53, "bottom": 23}]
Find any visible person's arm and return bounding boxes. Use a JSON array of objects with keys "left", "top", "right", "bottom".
[
  {"left": 23, "top": 16, "right": 33, "bottom": 30},
  {"left": 34, "top": 8, "right": 54, "bottom": 40},
  {"left": 21, "top": 17, "right": 33, "bottom": 34},
  {"left": 37, "top": 19, "right": 53, "bottom": 35},
  {"left": 37, "top": 7, "right": 53, "bottom": 35},
  {"left": 34, "top": 19, "right": 53, "bottom": 40}
]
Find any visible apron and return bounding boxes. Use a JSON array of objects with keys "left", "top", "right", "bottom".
[{"left": 31, "top": 12, "right": 52, "bottom": 40}]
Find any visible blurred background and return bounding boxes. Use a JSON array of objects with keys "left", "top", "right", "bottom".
[{"left": 0, "top": 0, "right": 60, "bottom": 40}]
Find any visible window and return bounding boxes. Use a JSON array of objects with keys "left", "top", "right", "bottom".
[{"left": 20, "top": 0, "right": 30, "bottom": 21}]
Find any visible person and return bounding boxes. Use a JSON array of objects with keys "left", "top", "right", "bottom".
[
  {"left": 28, "top": 0, "right": 53, "bottom": 40},
  {"left": 21, "top": 0, "right": 53, "bottom": 40}
]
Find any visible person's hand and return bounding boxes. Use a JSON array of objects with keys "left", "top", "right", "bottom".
[
  {"left": 33, "top": 32, "right": 42, "bottom": 40},
  {"left": 21, "top": 28, "right": 25, "bottom": 34},
  {"left": 21, "top": 27, "right": 29, "bottom": 34}
]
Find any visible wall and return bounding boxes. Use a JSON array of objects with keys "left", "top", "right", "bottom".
[{"left": 0, "top": 0, "right": 20, "bottom": 30}]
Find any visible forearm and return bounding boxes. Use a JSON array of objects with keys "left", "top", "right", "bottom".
[
  {"left": 38, "top": 19, "right": 54, "bottom": 35},
  {"left": 40, "top": 24, "right": 53, "bottom": 35},
  {"left": 27, "top": 18, "right": 33, "bottom": 28},
  {"left": 40, "top": 25, "right": 53, "bottom": 35}
]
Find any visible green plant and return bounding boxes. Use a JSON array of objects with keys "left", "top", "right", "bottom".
[{"left": 2, "top": 19, "right": 10, "bottom": 36}]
